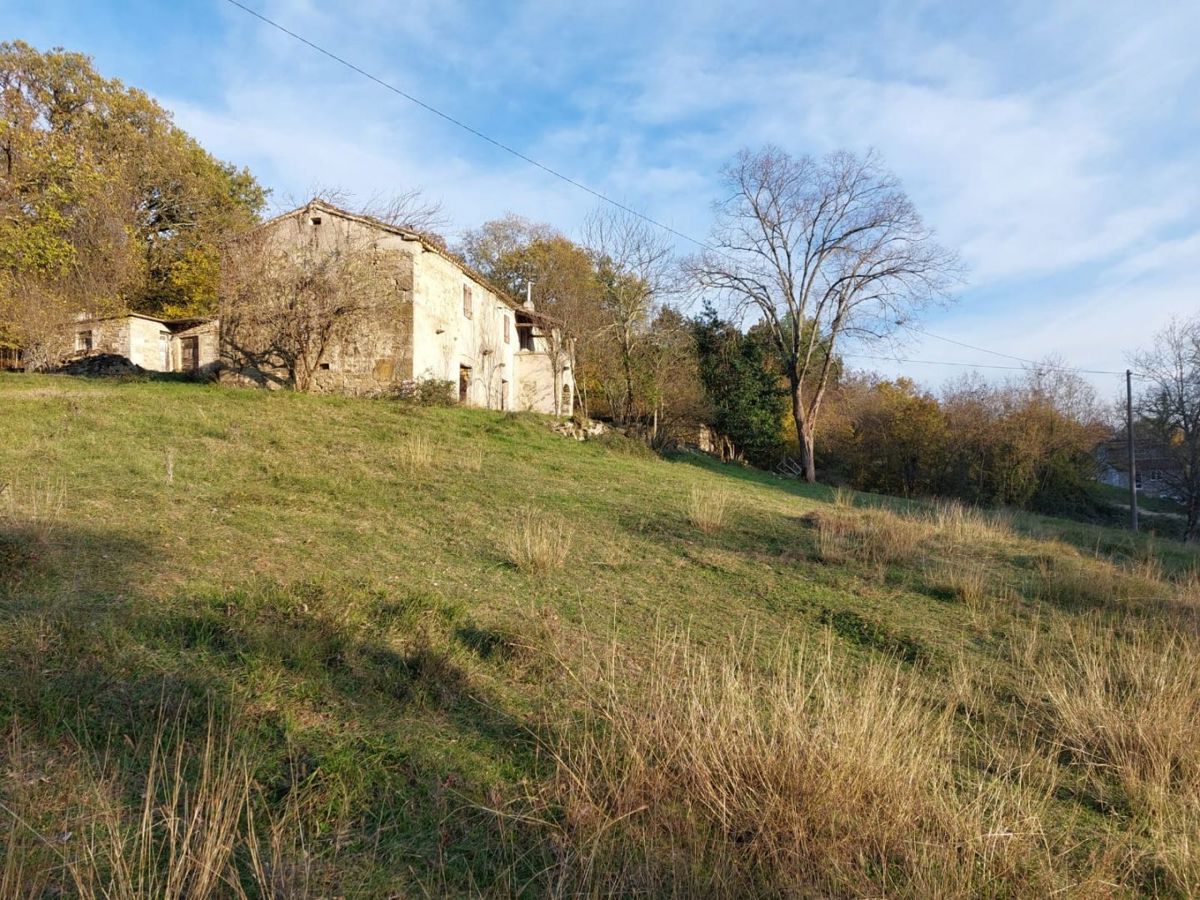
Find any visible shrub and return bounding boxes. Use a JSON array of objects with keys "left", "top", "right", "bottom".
[{"left": 385, "top": 377, "right": 456, "bottom": 407}]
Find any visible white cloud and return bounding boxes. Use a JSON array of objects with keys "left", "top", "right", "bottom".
[{"left": 162, "top": 0, "right": 1199, "bottom": 391}]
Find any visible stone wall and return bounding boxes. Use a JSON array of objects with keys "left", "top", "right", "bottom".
[
  {"left": 127, "top": 316, "right": 171, "bottom": 370},
  {"left": 74, "top": 318, "right": 131, "bottom": 360},
  {"left": 410, "top": 244, "right": 517, "bottom": 410},
  {"left": 220, "top": 210, "right": 416, "bottom": 393}
]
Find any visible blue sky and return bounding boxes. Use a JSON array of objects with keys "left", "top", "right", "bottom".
[{"left": 7, "top": 0, "right": 1200, "bottom": 394}]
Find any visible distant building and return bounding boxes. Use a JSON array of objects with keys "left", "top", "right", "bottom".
[
  {"left": 65, "top": 313, "right": 219, "bottom": 374},
  {"left": 220, "top": 200, "right": 574, "bottom": 415},
  {"left": 1095, "top": 436, "right": 1181, "bottom": 498}
]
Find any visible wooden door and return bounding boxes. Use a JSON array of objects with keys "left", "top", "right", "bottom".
[{"left": 181, "top": 336, "right": 199, "bottom": 372}]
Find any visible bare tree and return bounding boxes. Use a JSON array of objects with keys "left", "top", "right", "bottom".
[
  {"left": 281, "top": 185, "right": 448, "bottom": 240},
  {"left": 685, "top": 147, "right": 958, "bottom": 481},
  {"left": 220, "top": 213, "right": 407, "bottom": 392},
  {"left": 584, "top": 206, "right": 673, "bottom": 423},
  {"left": 1133, "top": 316, "right": 1200, "bottom": 540},
  {"left": 361, "top": 187, "right": 448, "bottom": 238}
]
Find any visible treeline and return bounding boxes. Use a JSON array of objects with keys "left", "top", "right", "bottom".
[
  {"left": 0, "top": 41, "right": 265, "bottom": 366},
  {"left": 686, "top": 307, "right": 1111, "bottom": 515},
  {"left": 820, "top": 370, "right": 1109, "bottom": 513}
]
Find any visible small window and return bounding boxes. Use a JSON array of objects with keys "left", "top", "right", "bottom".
[
  {"left": 503, "top": 315, "right": 510, "bottom": 344},
  {"left": 319, "top": 362, "right": 331, "bottom": 370},
  {"left": 75, "top": 330, "right": 93, "bottom": 353},
  {"left": 311, "top": 216, "right": 322, "bottom": 225},
  {"left": 462, "top": 285, "right": 473, "bottom": 319}
]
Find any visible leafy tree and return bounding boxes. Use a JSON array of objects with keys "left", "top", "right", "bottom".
[
  {"left": 693, "top": 307, "right": 787, "bottom": 466},
  {"left": 491, "top": 234, "right": 603, "bottom": 417},
  {"left": 823, "top": 377, "right": 946, "bottom": 495},
  {"left": 585, "top": 207, "right": 673, "bottom": 424},
  {"left": 0, "top": 41, "right": 265, "bottom": 364}
]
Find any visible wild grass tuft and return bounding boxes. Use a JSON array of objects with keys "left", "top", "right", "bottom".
[
  {"left": 396, "top": 432, "right": 434, "bottom": 474},
  {"left": 503, "top": 508, "right": 573, "bottom": 574},
  {"left": 0, "top": 479, "right": 65, "bottom": 543},
  {"left": 688, "top": 485, "right": 729, "bottom": 535},
  {"left": 1024, "top": 617, "right": 1200, "bottom": 893},
  {"left": 810, "top": 507, "right": 925, "bottom": 567},
  {"left": 1, "top": 707, "right": 319, "bottom": 899},
  {"left": 832, "top": 485, "right": 856, "bottom": 509}
]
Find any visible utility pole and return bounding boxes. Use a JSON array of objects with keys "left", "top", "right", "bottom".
[{"left": 1126, "top": 369, "right": 1138, "bottom": 532}]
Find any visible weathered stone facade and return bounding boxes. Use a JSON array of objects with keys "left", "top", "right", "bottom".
[
  {"left": 220, "top": 200, "right": 575, "bottom": 414},
  {"left": 67, "top": 314, "right": 220, "bottom": 374}
]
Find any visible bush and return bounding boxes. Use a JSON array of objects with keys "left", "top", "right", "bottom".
[{"left": 385, "top": 377, "right": 456, "bottom": 407}]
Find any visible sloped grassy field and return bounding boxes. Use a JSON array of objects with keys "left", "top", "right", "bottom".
[{"left": 2, "top": 373, "right": 1199, "bottom": 897}]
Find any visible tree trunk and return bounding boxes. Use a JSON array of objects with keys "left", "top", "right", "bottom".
[
  {"left": 621, "top": 347, "right": 636, "bottom": 424},
  {"left": 791, "top": 378, "right": 817, "bottom": 483}
]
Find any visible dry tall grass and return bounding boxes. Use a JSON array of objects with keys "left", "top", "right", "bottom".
[
  {"left": 687, "top": 486, "right": 729, "bottom": 535},
  {"left": 0, "top": 479, "right": 65, "bottom": 543},
  {"left": 1029, "top": 619, "right": 1200, "bottom": 893},
  {"left": 396, "top": 432, "right": 434, "bottom": 474},
  {"left": 926, "top": 558, "right": 993, "bottom": 624},
  {"left": 519, "top": 631, "right": 1072, "bottom": 897},
  {"left": 810, "top": 507, "right": 925, "bottom": 567},
  {"left": 503, "top": 509, "right": 573, "bottom": 574},
  {"left": 925, "top": 498, "right": 1013, "bottom": 542},
  {"left": 1, "top": 711, "right": 316, "bottom": 899}
]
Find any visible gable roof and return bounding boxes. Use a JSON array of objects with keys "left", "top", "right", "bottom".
[{"left": 261, "top": 199, "right": 533, "bottom": 313}]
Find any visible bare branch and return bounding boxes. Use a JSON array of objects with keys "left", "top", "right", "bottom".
[{"left": 683, "top": 146, "right": 961, "bottom": 480}]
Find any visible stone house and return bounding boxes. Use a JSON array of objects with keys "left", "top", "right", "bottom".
[
  {"left": 220, "top": 200, "right": 574, "bottom": 415},
  {"left": 66, "top": 313, "right": 220, "bottom": 374}
]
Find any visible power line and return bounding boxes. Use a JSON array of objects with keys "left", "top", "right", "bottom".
[
  {"left": 223, "top": 0, "right": 1140, "bottom": 383},
  {"left": 845, "top": 352, "right": 1144, "bottom": 378},
  {"left": 222, "top": 0, "right": 711, "bottom": 253},
  {"left": 901, "top": 323, "right": 1041, "bottom": 366},
  {"left": 844, "top": 353, "right": 1036, "bottom": 372}
]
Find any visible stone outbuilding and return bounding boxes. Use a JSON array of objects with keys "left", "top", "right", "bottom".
[
  {"left": 66, "top": 313, "right": 219, "bottom": 375},
  {"left": 220, "top": 200, "right": 575, "bottom": 415}
]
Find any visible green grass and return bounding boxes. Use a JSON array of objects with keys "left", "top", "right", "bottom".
[
  {"left": 2, "top": 373, "right": 1199, "bottom": 896},
  {"left": 1094, "top": 481, "right": 1188, "bottom": 516}
]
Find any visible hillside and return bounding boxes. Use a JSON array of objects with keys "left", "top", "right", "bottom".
[{"left": 2, "top": 374, "right": 1199, "bottom": 897}]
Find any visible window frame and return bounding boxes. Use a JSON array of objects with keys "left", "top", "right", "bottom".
[{"left": 462, "top": 284, "right": 473, "bottom": 319}]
